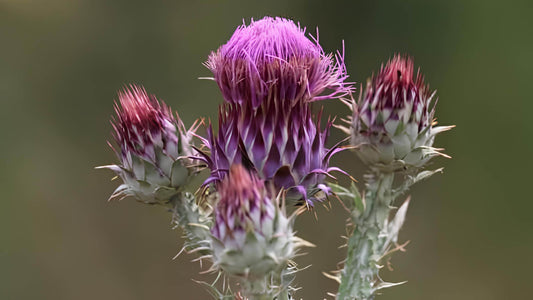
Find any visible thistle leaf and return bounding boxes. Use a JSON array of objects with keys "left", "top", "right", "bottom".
[{"left": 327, "top": 182, "right": 363, "bottom": 213}]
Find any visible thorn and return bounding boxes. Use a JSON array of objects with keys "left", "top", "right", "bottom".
[
  {"left": 383, "top": 240, "right": 410, "bottom": 257},
  {"left": 187, "top": 222, "right": 210, "bottom": 230},
  {"left": 387, "top": 259, "right": 394, "bottom": 271},
  {"left": 322, "top": 272, "right": 341, "bottom": 283},
  {"left": 172, "top": 246, "right": 186, "bottom": 260},
  {"left": 333, "top": 192, "right": 351, "bottom": 213}
]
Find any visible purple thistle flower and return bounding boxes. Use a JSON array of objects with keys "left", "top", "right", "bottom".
[
  {"left": 210, "top": 164, "right": 294, "bottom": 278},
  {"left": 345, "top": 55, "right": 453, "bottom": 171},
  {"left": 206, "top": 16, "right": 351, "bottom": 108},
  {"left": 100, "top": 85, "right": 200, "bottom": 203},
  {"left": 196, "top": 97, "right": 343, "bottom": 205}
]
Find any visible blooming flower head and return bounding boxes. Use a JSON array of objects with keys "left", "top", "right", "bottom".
[
  {"left": 206, "top": 16, "right": 351, "bottom": 108},
  {"left": 210, "top": 164, "right": 294, "bottom": 279},
  {"left": 100, "top": 85, "right": 199, "bottom": 204},
  {"left": 346, "top": 55, "right": 453, "bottom": 171},
  {"left": 197, "top": 97, "right": 342, "bottom": 205}
]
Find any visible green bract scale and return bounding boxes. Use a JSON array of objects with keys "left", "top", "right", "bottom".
[
  {"left": 99, "top": 85, "right": 200, "bottom": 204},
  {"left": 210, "top": 165, "right": 294, "bottom": 280},
  {"left": 344, "top": 55, "right": 453, "bottom": 172}
]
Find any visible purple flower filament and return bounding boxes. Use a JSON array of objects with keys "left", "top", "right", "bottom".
[{"left": 206, "top": 17, "right": 351, "bottom": 107}]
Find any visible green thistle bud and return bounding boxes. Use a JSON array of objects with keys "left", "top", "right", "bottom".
[
  {"left": 345, "top": 55, "right": 453, "bottom": 172},
  {"left": 210, "top": 165, "right": 294, "bottom": 280},
  {"left": 99, "top": 85, "right": 200, "bottom": 204}
]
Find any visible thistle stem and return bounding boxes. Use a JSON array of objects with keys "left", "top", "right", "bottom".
[
  {"left": 239, "top": 277, "right": 271, "bottom": 300},
  {"left": 337, "top": 172, "right": 395, "bottom": 300},
  {"left": 170, "top": 192, "right": 211, "bottom": 256},
  {"left": 237, "top": 268, "right": 292, "bottom": 300}
]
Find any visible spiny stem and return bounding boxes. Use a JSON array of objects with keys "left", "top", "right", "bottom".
[
  {"left": 237, "top": 266, "right": 294, "bottom": 300},
  {"left": 171, "top": 192, "right": 212, "bottom": 256},
  {"left": 337, "top": 172, "right": 395, "bottom": 300}
]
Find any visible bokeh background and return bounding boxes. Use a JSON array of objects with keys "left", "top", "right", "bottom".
[{"left": 2, "top": 0, "right": 532, "bottom": 299}]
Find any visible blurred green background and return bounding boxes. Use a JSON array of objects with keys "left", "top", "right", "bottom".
[{"left": 2, "top": 0, "right": 532, "bottom": 299}]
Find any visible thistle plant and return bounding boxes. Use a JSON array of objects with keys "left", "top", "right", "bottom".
[
  {"left": 333, "top": 55, "right": 454, "bottom": 299},
  {"left": 98, "top": 17, "right": 452, "bottom": 300}
]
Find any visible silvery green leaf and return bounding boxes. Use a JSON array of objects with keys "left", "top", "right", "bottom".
[
  {"left": 385, "top": 197, "right": 410, "bottom": 247},
  {"left": 327, "top": 182, "right": 363, "bottom": 213},
  {"left": 413, "top": 168, "right": 443, "bottom": 183},
  {"left": 328, "top": 182, "right": 351, "bottom": 197},
  {"left": 394, "top": 168, "right": 443, "bottom": 197}
]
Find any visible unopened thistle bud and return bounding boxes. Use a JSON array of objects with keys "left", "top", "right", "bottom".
[
  {"left": 206, "top": 16, "right": 350, "bottom": 107},
  {"left": 210, "top": 165, "right": 294, "bottom": 279},
  {"left": 346, "top": 55, "right": 453, "bottom": 172},
  {"left": 99, "top": 85, "right": 199, "bottom": 204}
]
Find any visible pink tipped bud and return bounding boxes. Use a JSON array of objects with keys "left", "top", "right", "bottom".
[
  {"left": 210, "top": 165, "right": 294, "bottom": 279},
  {"left": 349, "top": 55, "right": 453, "bottom": 171},
  {"left": 101, "top": 85, "right": 199, "bottom": 204}
]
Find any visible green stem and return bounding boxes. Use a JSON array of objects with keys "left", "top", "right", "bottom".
[
  {"left": 337, "top": 172, "right": 395, "bottom": 300},
  {"left": 239, "top": 277, "right": 272, "bottom": 300},
  {"left": 170, "top": 192, "right": 211, "bottom": 256},
  {"left": 238, "top": 267, "right": 293, "bottom": 300}
]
